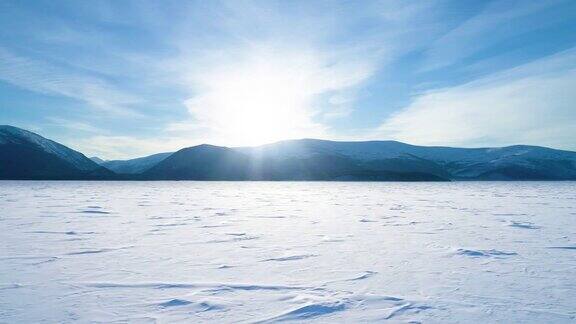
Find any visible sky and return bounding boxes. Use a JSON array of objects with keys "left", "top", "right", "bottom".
[{"left": 1, "top": 0, "right": 575, "bottom": 160}]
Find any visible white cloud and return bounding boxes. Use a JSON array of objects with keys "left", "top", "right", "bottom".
[
  {"left": 421, "top": 0, "right": 563, "bottom": 71},
  {"left": 0, "top": 47, "right": 139, "bottom": 115},
  {"left": 45, "top": 117, "right": 105, "bottom": 134},
  {"left": 67, "top": 135, "right": 192, "bottom": 160},
  {"left": 377, "top": 48, "right": 576, "bottom": 150}
]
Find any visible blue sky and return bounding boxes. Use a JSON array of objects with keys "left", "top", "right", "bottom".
[{"left": 1, "top": 0, "right": 575, "bottom": 159}]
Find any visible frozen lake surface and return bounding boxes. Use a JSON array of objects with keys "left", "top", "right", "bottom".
[{"left": 1, "top": 181, "right": 575, "bottom": 323}]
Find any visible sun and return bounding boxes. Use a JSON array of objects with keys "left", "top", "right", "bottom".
[{"left": 185, "top": 49, "right": 326, "bottom": 146}]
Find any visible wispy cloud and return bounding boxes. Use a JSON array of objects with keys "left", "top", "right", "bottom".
[
  {"left": 67, "top": 135, "right": 192, "bottom": 160},
  {"left": 378, "top": 48, "right": 576, "bottom": 150},
  {"left": 421, "top": 0, "right": 564, "bottom": 71},
  {"left": 45, "top": 117, "right": 106, "bottom": 134},
  {"left": 0, "top": 47, "right": 140, "bottom": 115}
]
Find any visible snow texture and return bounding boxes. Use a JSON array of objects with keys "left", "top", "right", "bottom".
[{"left": 1, "top": 181, "right": 575, "bottom": 323}]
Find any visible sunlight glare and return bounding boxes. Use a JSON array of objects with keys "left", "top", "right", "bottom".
[{"left": 185, "top": 50, "right": 325, "bottom": 146}]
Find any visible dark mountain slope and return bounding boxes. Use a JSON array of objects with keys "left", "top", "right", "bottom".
[
  {"left": 241, "top": 139, "right": 576, "bottom": 180},
  {"left": 102, "top": 152, "right": 172, "bottom": 174},
  {"left": 143, "top": 144, "right": 447, "bottom": 181},
  {"left": 0, "top": 125, "right": 115, "bottom": 180},
  {"left": 143, "top": 145, "right": 252, "bottom": 180}
]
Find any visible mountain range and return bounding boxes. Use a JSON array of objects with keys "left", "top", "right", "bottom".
[{"left": 2, "top": 125, "right": 576, "bottom": 181}]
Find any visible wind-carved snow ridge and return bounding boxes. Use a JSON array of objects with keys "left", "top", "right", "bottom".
[
  {"left": 508, "top": 221, "right": 540, "bottom": 229},
  {"left": 81, "top": 281, "right": 311, "bottom": 291},
  {"left": 547, "top": 245, "right": 576, "bottom": 250},
  {"left": 262, "top": 254, "right": 318, "bottom": 262},
  {"left": 454, "top": 249, "right": 518, "bottom": 258},
  {"left": 1, "top": 181, "right": 576, "bottom": 323},
  {"left": 254, "top": 294, "right": 432, "bottom": 323}
]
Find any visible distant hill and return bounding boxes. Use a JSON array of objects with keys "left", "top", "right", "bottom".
[
  {"left": 143, "top": 145, "right": 253, "bottom": 180},
  {"left": 0, "top": 125, "right": 114, "bottom": 180},
  {"left": 142, "top": 144, "right": 444, "bottom": 181},
  {"left": 2, "top": 125, "right": 576, "bottom": 181},
  {"left": 90, "top": 156, "right": 105, "bottom": 164},
  {"left": 101, "top": 152, "right": 172, "bottom": 174},
  {"left": 238, "top": 139, "right": 576, "bottom": 180}
]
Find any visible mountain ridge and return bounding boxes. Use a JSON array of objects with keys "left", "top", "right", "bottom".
[
  {"left": 1, "top": 125, "right": 575, "bottom": 181},
  {"left": 0, "top": 125, "right": 114, "bottom": 180},
  {"left": 100, "top": 152, "right": 172, "bottom": 174}
]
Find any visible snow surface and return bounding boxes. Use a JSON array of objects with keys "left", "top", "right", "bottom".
[{"left": 1, "top": 181, "right": 575, "bottom": 323}]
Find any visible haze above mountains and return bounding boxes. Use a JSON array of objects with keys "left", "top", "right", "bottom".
[{"left": 1, "top": 125, "right": 576, "bottom": 181}]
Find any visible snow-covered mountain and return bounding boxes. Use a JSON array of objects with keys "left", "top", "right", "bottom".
[
  {"left": 244, "top": 139, "right": 576, "bottom": 163},
  {"left": 0, "top": 125, "right": 111, "bottom": 179},
  {"left": 239, "top": 139, "right": 576, "bottom": 180},
  {"left": 0, "top": 125, "right": 99, "bottom": 171},
  {"left": 143, "top": 144, "right": 445, "bottom": 181},
  {"left": 2, "top": 125, "right": 576, "bottom": 180}
]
